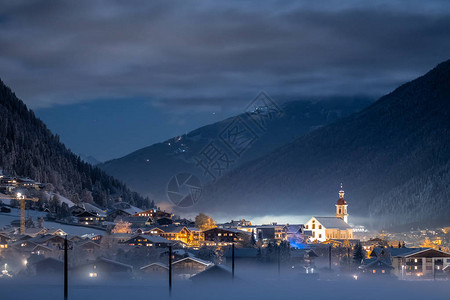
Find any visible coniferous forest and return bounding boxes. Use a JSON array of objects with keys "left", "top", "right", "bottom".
[{"left": 0, "top": 79, "right": 151, "bottom": 209}]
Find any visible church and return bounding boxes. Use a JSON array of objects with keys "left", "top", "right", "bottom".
[{"left": 304, "top": 184, "right": 353, "bottom": 242}]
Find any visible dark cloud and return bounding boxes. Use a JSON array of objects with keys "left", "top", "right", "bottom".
[{"left": 0, "top": 0, "right": 449, "bottom": 110}]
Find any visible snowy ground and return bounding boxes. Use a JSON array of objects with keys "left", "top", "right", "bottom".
[
  {"left": 0, "top": 208, "right": 104, "bottom": 236},
  {"left": 0, "top": 277, "right": 449, "bottom": 300}
]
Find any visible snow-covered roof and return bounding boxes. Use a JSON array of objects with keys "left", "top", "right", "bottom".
[
  {"left": 286, "top": 224, "right": 304, "bottom": 233},
  {"left": 128, "top": 235, "right": 172, "bottom": 244},
  {"left": 359, "top": 258, "right": 393, "bottom": 270},
  {"left": 83, "top": 202, "right": 106, "bottom": 216},
  {"left": 97, "top": 257, "right": 133, "bottom": 270},
  {"left": 150, "top": 225, "right": 187, "bottom": 233},
  {"left": 312, "top": 217, "right": 351, "bottom": 230},
  {"left": 172, "top": 256, "right": 213, "bottom": 267},
  {"left": 140, "top": 262, "right": 168, "bottom": 270}
]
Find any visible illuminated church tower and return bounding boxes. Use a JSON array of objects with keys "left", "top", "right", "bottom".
[{"left": 335, "top": 183, "right": 348, "bottom": 223}]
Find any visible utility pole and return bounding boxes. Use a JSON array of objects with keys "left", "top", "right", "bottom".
[
  {"left": 277, "top": 245, "right": 281, "bottom": 276},
  {"left": 169, "top": 245, "right": 172, "bottom": 296},
  {"left": 232, "top": 243, "right": 235, "bottom": 280},
  {"left": 64, "top": 235, "right": 68, "bottom": 300},
  {"left": 328, "top": 244, "right": 332, "bottom": 269}
]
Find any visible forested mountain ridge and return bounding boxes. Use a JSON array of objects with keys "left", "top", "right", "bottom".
[
  {"left": 99, "top": 97, "right": 372, "bottom": 200},
  {"left": 201, "top": 60, "right": 450, "bottom": 228},
  {"left": 0, "top": 79, "right": 151, "bottom": 209}
]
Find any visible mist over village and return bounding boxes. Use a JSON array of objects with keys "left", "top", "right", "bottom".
[{"left": 1, "top": 1, "right": 450, "bottom": 299}]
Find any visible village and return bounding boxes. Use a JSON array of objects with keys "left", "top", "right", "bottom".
[{"left": 0, "top": 171, "right": 449, "bottom": 283}]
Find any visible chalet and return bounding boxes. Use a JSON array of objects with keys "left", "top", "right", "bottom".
[
  {"left": 124, "top": 235, "right": 172, "bottom": 248},
  {"left": 389, "top": 248, "right": 450, "bottom": 279},
  {"left": 222, "top": 219, "right": 252, "bottom": 228},
  {"left": 190, "top": 265, "right": 232, "bottom": 282},
  {"left": 203, "top": 228, "right": 247, "bottom": 245},
  {"left": 133, "top": 209, "right": 173, "bottom": 220},
  {"left": 76, "top": 239, "right": 101, "bottom": 253},
  {"left": 32, "top": 257, "right": 63, "bottom": 276},
  {"left": 110, "top": 233, "right": 134, "bottom": 243},
  {"left": 76, "top": 211, "right": 105, "bottom": 225},
  {"left": 81, "top": 233, "right": 103, "bottom": 242},
  {"left": 115, "top": 216, "right": 152, "bottom": 228},
  {"left": 107, "top": 203, "right": 143, "bottom": 221},
  {"left": 70, "top": 205, "right": 86, "bottom": 216},
  {"left": 83, "top": 203, "right": 107, "bottom": 216},
  {"left": 24, "top": 228, "right": 47, "bottom": 237},
  {"left": 156, "top": 217, "right": 173, "bottom": 226},
  {"left": 0, "top": 206, "right": 11, "bottom": 213},
  {"left": 172, "top": 257, "right": 213, "bottom": 279},
  {"left": 29, "top": 234, "right": 69, "bottom": 249},
  {"left": 359, "top": 258, "right": 394, "bottom": 276},
  {"left": 173, "top": 218, "right": 195, "bottom": 227},
  {"left": 290, "top": 249, "right": 318, "bottom": 269},
  {"left": 361, "top": 237, "right": 389, "bottom": 252},
  {"left": 29, "top": 244, "right": 53, "bottom": 256},
  {"left": 0, "top": 233, "right": 10, "bottom": 249},
  {"left": 68, "top": 235, "right": 84, "bottom": 243},
  {"left": 72, "top": 257, "right": 133, "bottom": 279},
  {"left": 46, "top": 228, "right": 67, "bottom": 236},
  {"left": 140, "top": 262, "right": 169, "bottom": 277},
  {"left": 186, "top": 227, "right": 204, "bottom": 247},
  {"left": 225, "top": 247, "right": 260, "bottom": 265},
  {"left": 151, "top": 226, "right": 191, "bottom": 244}
]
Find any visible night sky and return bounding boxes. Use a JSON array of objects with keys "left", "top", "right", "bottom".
[{"left": 1, "top": 1, "right": 449, "bottom": 161}]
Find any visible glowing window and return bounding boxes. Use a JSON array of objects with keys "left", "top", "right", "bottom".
[
  {"left": 373, "top": 270, "right": 376, "bottom": 274},
  {"left": 382, "top": 270, "right": 385, "bottom": 274},
  {"left": 415, "top": 266, "right": 418, "bottom": 270}
]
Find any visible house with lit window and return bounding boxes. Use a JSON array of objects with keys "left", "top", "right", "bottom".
[
  {"left": 304, "top": 185, "right": 353, "bottom": 242},
  {"left": 149, "top": 226, "right": 191, "bottom": 244},
  {"left": 172, "top": 257, "right": 213, "bottom": 279},
  {"left": 72, "top": 257, "right": 133, "bottom": 279},
  {"left": 0, "top": 233, "right": 10, "bottom": 249},
  {"left": 76, "top": 211, "right": 105, "bottom": 225},
  {"left": 186, "top": 227, "right": 205, "bottom": 247},
  {"left": 369, "top": 247, "right": 450, "bottom": 279},
  {"left": 359, "top": 258, "right": 394, "bottom": 276},
  {"left": 123, "top": 234, "right": 172, "bottom": 248},
  {"left": 132, "top": 208, "right": 173, "bottom": 220},
  {"left": 255, "top": 224, "right": 286, "bottom": 244},
  {"left": 390, "top": 248, "right": 450, "bottom": 279},
  {"left": 203, "top": 227, "right": 247, "bottom": 245}
]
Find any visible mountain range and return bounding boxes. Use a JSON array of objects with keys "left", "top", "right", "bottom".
[
  {"left": 99, "top": 97, "right": 372, "bottom": 201},
  {"left": 199, "top": 60, "right": 450, "bottom": 228}
]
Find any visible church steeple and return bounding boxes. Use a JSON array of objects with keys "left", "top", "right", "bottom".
[
  {"left": 339, "top": 183, "right": 345, "bottom": 199},
  {"left": 336, "top": 183, "right": 349, "bottom": 223}
]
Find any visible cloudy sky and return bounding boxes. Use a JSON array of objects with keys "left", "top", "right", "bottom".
[{"left": 1, "top": 0, "right": 449, "bottom": 160}]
